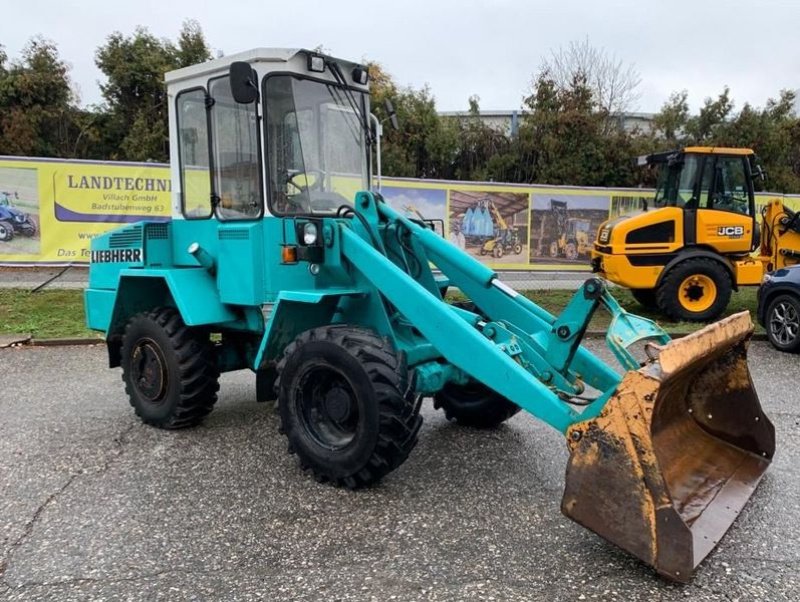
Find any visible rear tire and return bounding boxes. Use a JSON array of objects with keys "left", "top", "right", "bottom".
[
  {"left": 433, "top": 381, "right": 520, "bottom": 428},
  {"left": 276, "top": 325, "right": 422, "bottom": 489},
  {"left": 766, "top": 294, "right": 800, "bottom": 352},
  {"left": 631, "top": 288, "right": 658, "bottom": 310},
  {"left": 492, "top": 245, "right": 504, "bottom": 259},
  {"left": 656, "top": 258, "right": 732, "bottom": 322},
  {"left": 120, "top": 307, "right": 219, "bottom": 429},
  {"left": 0, "top": 221, "right": 13, "bottom": 242},
  {"left": 513, "top": 243, "right": 523, "bottom": 255}
]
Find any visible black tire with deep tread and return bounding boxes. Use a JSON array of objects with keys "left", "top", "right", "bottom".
[
  {"left": 120, "top": 307, "right": 219, "bottom": 429},
  {"left": 433, "top": 381, "right": 520, "bottom": 428},
  {"left": 275, "top": 325, "right": 422, "bottom": 489},
  {"left": 656, "top": 257, "right": 732, "bottom": 322},
  {"left": 630, "top": 288, "right": 658, "bottom": 310}
]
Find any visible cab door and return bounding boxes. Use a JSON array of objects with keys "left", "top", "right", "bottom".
[{"left": 693, "top": 155, "right": 755, "bottom": 254}]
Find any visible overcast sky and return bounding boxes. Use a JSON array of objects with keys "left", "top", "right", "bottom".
[{"left": 4, "top": 0, "right": 799, "bottom": 114}]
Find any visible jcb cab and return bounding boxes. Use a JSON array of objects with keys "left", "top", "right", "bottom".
[{"left": 592, "top": 147, "right": 800, "bottom": 321}]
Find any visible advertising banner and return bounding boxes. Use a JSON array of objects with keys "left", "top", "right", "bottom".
[
  {"left": 2, "top": 155, "right": 799, "bottom": 269},
  {"left": 0, "top": 157, "right": 170, "bottom": 264}
]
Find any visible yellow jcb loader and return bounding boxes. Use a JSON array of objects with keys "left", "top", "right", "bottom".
[{"left": 592, "top": 147, "right": 800, "bottom": 321}]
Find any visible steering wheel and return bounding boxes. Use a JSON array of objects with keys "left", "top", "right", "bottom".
[{"left": 287, "top": 169, "right": 326, "bottom": 193}]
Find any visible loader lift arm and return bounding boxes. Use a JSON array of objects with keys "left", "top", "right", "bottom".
[
  {"left": 341, "top": 192, "right": 668, "bottom": 433},
  {"left": 338, "top": 191, "right": 774, "bottom": 582}
]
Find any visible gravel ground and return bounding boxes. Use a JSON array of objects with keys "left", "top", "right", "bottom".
[{"left": 0, "top": 342, "right": 797, "bottom": 601}]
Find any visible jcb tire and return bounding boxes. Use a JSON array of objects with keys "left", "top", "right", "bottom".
[
  {"left": 656, "top": 258, "right": 732, "bottom": 322},
  {"left": 765, "top": 294, "right": 800, "bottom": 352},
  {"left": 631, "top": 288, "right": 658, "bottom": 310},
  {"left": 276, "top": 326, "right": 422, "bottom": 489},
  {"left": 0, "top": 221, "right": 13, "bottom": 242},
  {"left": 120, "top": 307, "right": 219, "bottom": 429},
  {"left": 433, "top": 381, "right": 520, "bottom": 428}
]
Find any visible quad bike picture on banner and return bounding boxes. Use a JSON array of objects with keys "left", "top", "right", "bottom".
[
  {"left": 448, "top": 190, "right": 529, "bottom": 265},
  {"left": 379, "top": 185, "right": 446, "bottom": 236},
  {"left": 0, "top": 167, "right": 40, "bottom": 254},
  {"left": 530, "top": 193, "right": 609, "bottom": 265}
]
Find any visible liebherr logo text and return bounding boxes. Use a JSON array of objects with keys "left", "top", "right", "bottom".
[
  {"left": 717, "top": 226, "right": 744, "bottom": 238},
  {"left": 91, "top": 249, "right": 142, "bottom": 263}
]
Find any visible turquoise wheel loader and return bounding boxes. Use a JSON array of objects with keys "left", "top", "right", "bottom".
[{"left": 84, "top": 48, "right": 775, "bottom": 583}]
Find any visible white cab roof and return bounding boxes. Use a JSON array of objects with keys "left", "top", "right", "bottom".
[{"left": 165, "top": 48, "right": 305, "bottom": 85}]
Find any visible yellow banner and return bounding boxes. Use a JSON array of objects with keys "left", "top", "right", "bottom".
[
  {"left": 2, "top": 156, "right": 799, "bottom": 269},
  {"left": 0, "top": 157, "right": 170, "bottom": 264}
]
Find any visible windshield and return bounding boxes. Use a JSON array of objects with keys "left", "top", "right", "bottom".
[
  {"left": 265, "top": 75, "right": 369, "bottom": 215},
  {"left": 653, "top": 155, "right": 703, "bottom": 208}
]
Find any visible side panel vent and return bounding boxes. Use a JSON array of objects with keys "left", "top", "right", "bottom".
[
  {"left": 109, "top": 226, "right": 143, "bottom": 248},
  {"left": 219, "top": 229, "right": 250, "bottom": 241},
  {"left": 146, "top": 223, "right": 169, "bottom": 240}
]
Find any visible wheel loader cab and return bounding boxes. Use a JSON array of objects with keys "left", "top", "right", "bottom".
[
  {"left": 592, "top": 147, "right": 762, "bottom": 321},
  {"left": 161, "top": 49, "right": 373, "bottom": 305}
]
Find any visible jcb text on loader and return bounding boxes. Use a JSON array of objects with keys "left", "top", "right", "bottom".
[
  {"left": 84, "top": 49, "right": 775, "bottom": 582},
  {"left": 592, "top": 147, "right": 800, "bottom": 321}
]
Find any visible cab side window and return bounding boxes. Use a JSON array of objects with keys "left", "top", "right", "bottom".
[
  {"left": 177, "top": 89, "right": 212, "bottom": 218},
  {"left": 711, "top": 157, "right": 750, "bottom": 215},
  {"left": 209, "top": 76, "right": 263, "bottom": 219}
]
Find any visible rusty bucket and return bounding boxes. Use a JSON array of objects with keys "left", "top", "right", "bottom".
[{"left": 562, "top": 312, "right": 775, "bottom": 582}]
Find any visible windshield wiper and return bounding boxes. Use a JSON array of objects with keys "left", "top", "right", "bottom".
[{"left": 326, "top": 60, "right": 373, "bottom": 147}]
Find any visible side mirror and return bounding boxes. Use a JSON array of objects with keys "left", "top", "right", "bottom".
[
  {"left": 384, "top": 98, "right": 399, "bottom": 131},
  {"left": 229, "top": 61, "right": 258, "bottom": 104}
]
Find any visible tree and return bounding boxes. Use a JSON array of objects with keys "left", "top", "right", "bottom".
[
  {"left": 0, "top": 37, "right": 79, "bottom": 157},
  {"left": 95, "top": 20, "right": 212, "bottom": 162},
  {"left": 515, "top": 69, "right": 638, "bottom": 187},
  {"left": 367, "top": 61, "right": 458, "bottom": 179},
  {"left": 540, "top": 37, "right": 641, "bottom": 116}
]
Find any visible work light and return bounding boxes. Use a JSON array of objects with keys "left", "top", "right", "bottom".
[
  {"left": 307, "top": 54, "right": 326, "bottom": 73},
  {"left": 303, "top": 222, "right": 319, "bottom": 245}
]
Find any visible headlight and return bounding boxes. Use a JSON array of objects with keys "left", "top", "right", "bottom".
[
  {"left": 762, "top": 272, "right": 773, "bottom": 285},
  {"left": 598, "top": 225, "right": 612, "bottom": 244},
  {"left": 303, "top": 222, "right": 318, "bottom": 246}
]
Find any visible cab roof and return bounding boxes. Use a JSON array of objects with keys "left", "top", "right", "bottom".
[
  {"left": 164, "top": 48, "right": 363, "bottom": 86},
  {"left": 637, "top": 146, "right": 755, "bottom": 166}
]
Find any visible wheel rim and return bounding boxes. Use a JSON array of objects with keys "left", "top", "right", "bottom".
[
  {"left": 294, "top": 365, "right": 359, "bottom": 451},
  {"left": 678, "top": 274, "right": 717, "bottom": 313},
  {"left": 131, "top": 338, "right": 168, "bottom": 403},
  {"left": 769, "top": 301, "right": 799, "bottom": 346}
]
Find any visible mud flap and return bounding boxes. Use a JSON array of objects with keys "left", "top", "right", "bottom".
[{"left": 562, "top": 312, "right": 775, "bottom": 582}]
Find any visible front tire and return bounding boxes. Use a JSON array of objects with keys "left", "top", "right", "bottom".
[
  {"left": 766, "top": 294, "right": 800, "bottom": 352},
  {"left": 276, "top": 326, "right": 422, "bottom": 489},
  {"left": 120, "top": 307, "right": 219, "bottom": 429},
  {"left": 656, "top": 258, "right": 732, "bottom": 322},
  {"left": 0, "top": 221, "right": 13, "bottom": 242},
  {"left": 492, "top": 244, "right": 504, "bottom": 259},
  {"left": 433, "top": 381, "right": 519, "bottom": 428}
]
